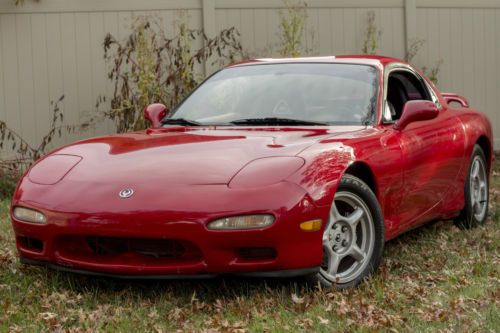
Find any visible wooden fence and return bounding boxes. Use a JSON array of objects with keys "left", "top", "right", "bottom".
[{"left": 0, "top": 0, "right": 499, "bottom": 151}]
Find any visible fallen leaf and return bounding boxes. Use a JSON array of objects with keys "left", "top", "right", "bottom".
[{"left": 291, "top": 293, "right": 304, "bottom": 304}]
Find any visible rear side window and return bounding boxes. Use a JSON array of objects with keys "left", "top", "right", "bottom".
[
  {"left": 391, "top": 72, "right": 431, "bottom": 101},
  {"left": 385, "top": 70, "right": 433, "bottom": 122}
]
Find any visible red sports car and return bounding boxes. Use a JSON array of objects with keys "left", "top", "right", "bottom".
[{"left": 11, "top": 55, "right": 493, "bottom": 288}]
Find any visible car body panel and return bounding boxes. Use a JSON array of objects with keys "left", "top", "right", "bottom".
[
  {"left": 10, "top": 55, "right": 494, "bottom": 277},
  {"left": 395, "top": 108, "right": 466, "bottom": 229}
]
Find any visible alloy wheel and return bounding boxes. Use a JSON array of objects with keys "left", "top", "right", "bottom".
[
  {"left": 320, "top": 191, "right": 375, "bottom": 284},
  {"left": 469, "top": 155, "right": 488, "bottom": 222}
]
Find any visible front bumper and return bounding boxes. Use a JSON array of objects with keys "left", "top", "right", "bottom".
[{"left": 11, "top": 181, "right": 327, "bottom": 277}]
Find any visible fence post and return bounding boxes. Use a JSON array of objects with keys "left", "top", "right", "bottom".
[
  {"left": 404, "top": 0, "right": 417, "bottom": 60},
  {"left": 202, "top": 0, "right": 216, "bottom": 75}
]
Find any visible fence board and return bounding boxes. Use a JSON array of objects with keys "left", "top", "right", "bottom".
[
  {"left": 1, "top": 15, "right": 22, "bottom": 141},
  {"left": 31, "top": 14, "right": 49, "bottom": 145},
  {"left": 0, "top": 16, "right": 4, "bottom": 130},
  {"left": 16, "top": 14, "right": 36, "bottom": 142}
]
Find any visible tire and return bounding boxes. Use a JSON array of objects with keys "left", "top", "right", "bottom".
[
  {"left": 454, "top": 145, "right": 489, "bottom": 229},
  {"left": 307, "top": 174, "right": 384, "bottom": 289}
]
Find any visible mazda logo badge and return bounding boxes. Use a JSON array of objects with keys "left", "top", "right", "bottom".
[{"left": 119, "top": 188, "right": 134, "bottom": 198}]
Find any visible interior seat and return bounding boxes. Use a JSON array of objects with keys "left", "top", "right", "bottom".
[{"left": 387, "top": 77, "right": 408, "bottom": 120}]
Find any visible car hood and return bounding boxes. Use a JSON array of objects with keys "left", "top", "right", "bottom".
[{"left": 37, "top": 126, "right": 364, "bottom": 186}]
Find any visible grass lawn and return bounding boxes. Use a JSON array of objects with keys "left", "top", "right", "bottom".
[{"left": 1, "top": 157, "right": 499, "bottom": 332}]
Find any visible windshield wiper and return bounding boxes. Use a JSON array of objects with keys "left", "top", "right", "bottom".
[
  {"left": 230, "top": 117, "right": 328, "bottom": 126},
  {"left": 161, "top": 118, "right": 202, "bottom": 126}
]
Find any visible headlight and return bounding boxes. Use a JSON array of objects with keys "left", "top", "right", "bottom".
[
  {"left": 28, "top": 154, "right": 82, "bottom": 185},
  {"left": 207, "top": 214, "right": 275, "bottom": 230},
  {"left": 229, "top": 156, "right": 304, "bottom": 188},
  {"left": 13, "top": 207, "right": 47, "bottom": 224}
]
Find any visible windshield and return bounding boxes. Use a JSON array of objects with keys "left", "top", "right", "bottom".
[{"left": 168, "top": 63, "right": 378, "bottom": 126}]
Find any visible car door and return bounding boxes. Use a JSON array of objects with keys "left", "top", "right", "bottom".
[{"left": 384, "top": 66, "right": 465, "bottom": 228}]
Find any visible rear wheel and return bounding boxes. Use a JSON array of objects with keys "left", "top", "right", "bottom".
[
  {"left": 308, "top": 174, "right": 384, "bottom": 289},
  {"left": 454, "top": 145, "right": 489, "bottom": 229}
]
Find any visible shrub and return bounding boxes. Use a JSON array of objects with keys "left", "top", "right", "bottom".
[
  {"left": 0, "top": 169, "right": 18, "bottom": 200},
  {"left": 0, "top": 95, "right": 83, "bottom": 199},
  {"left": 405, "top": 38, "right": 443, "bottom": 85},
  {"left": 362, "top": 11, "right": 381, "bottom": 55},
  {"left": 0, "top": 95, "right": 71, "bottom": 171},
  {"left": 278, "top": 1, "right": 307, "bottom": 57},
  {"left": 278, "top": 0, "right": 316, "bottom": 57},
  {"left": 102, "top": 15, "right": 243, "bottom": 133},
  {"left": 361, "top": 12, "right": 443, "bottom": 85}
]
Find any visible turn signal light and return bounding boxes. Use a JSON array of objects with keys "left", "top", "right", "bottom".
[{"left": 299, "top": 219, "right": 322, "bottom": 231}]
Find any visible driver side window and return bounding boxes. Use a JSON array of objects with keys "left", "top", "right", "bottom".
[{"left": 384, "top": 70, "right": 432, "bottom": 122}]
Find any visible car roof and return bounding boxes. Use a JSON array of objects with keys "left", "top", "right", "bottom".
[{"left": 227, "top": 55, "right": 406, "bottom": 69}]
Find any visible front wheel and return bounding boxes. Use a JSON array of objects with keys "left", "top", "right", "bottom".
[{"left": 307, "top": 174, "right": 385, "bottom": 289}]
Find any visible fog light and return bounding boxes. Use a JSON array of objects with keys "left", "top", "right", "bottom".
[
  {"left": 17, "top": 236, "right": 44, "bottom": 252},
  {"left": 300, "top": 219, "right": 322, "bottom": 231},
  {"left": 13, "top": 207, "right": 47, "bottom": 224},
  {"left": 208, "top": 215, "right": 275, "bottom": 230}
]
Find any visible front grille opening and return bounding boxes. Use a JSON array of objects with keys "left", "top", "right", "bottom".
[
  {"left": 86, "top": 237, "right": 201, "bottom": 260},
  {"left": 238, "top": 247, "right": 277, "bottom": 260},
  {"left": 18, "top": 236, "right": 44, "bottom": 252}
]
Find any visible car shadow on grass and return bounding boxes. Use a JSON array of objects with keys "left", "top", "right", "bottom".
[{"left": 22, "top": 264, "right": 309, "bottom": 300}]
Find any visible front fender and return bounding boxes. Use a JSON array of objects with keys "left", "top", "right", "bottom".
[{"left": 287, "top": 142, "right": 354, "bottom": 207}]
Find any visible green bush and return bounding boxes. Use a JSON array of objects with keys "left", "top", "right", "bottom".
[
  {"left": 278, "top": 0, "right": 316, "bottom": 57},
  {"left": 0, "top": 170, "right": 18, "bottom": 200},
  {"left": 362, "top": 11, "right": 381, "bottom": 55}
]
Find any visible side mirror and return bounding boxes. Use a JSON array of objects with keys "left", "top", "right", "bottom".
[
  {"left": 144, "top": 103, "right": 168, "bottom": 128},
  {"left": 393, "top": 100, "right": 439, "bottom": 131}
]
